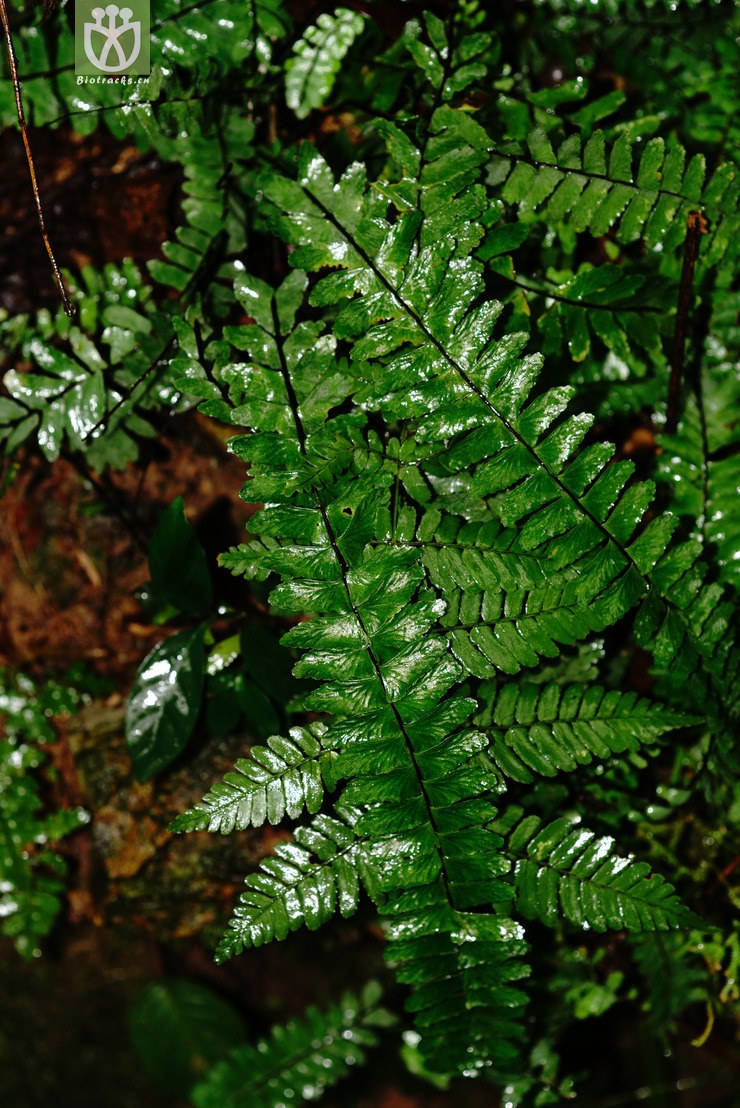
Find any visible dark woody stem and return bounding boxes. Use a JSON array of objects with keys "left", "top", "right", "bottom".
[{"left": 0, "top": 0, "right": 73, "bottom": 316}]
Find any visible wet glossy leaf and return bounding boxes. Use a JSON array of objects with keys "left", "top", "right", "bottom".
[
  {"left": 500, "top": 809, "right": 702, "bottom": 933},
  {"left": 171, "top": 723, "right": 337, "bottom": 834},
  {"left": 216, "top": 812, "right": 362, "bottom": 960},
  {"left": 499, "top": 126, "right": 735, "bottom": 259},
  {"left": 1, "top": 0, "right": 729, "bottom": 1089},
  {"left": 488, "top": 684, "right": 700, "bottom": 783},
  {"left": 126, "top": 627, "right": 206, "bottom": 781},
  {"left": 285, "top": 8, "right": 366, "bottom": 119}
]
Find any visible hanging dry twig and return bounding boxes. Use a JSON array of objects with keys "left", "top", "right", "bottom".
[{"left": 0, "top": 0, "right": 73, "bottom": 315}]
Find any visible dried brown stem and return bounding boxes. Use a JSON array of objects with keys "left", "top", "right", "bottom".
[{"left": 1, "top": 0, "right": 73, "bottom": 315}]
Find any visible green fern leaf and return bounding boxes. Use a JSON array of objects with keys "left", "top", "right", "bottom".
[
  {"left": 487, "top": 684, "right": 699, "bottom": 782},
  {"left": 0, "top": 264, "right": 183, "bottom": 470},
  {"left": 192, "top": 981, "right": 393, "bottom": 1108},
  {"left": 439, "top": 575, "right": 610, "bottom": 678},
  {"left": 4, "top": 0, "right": 738, "bottom": 1094},
  {"left": 148, "top": 115, "right": 254, "bottom": 311},
  {"left": 631, "top": 933, "right": 710, "bottom": 1040},
  {"left": 634, "top": 541, "right": 739, "bottom": 720},
  {"left": 208, "top": 262, "right": 531, "bottom": 1069},
  {"left": 533, "top": 264, "right": 667, "bottom": 372},
  {"left": 207, "top": 82, "right": 735, "bottom": 1073},
  {"left": 151, "top": 0, "right": 291, "bottom": 75},
  {"left": 497, "top": 126, "right": 737, "bottom": 260},
  {"left": 659, "top": 408, "right": 740, "bottom": 593},
  {"left": 169, "top": 723, "right": 337, "bottom": 833},
  {"left": 385, "top": 896, "right": 529, "bottom": 1077},
  {"left": 499, "top": 809, "right": 702, "bottom": 932},
  {"left": 260, "top": 130, "right": 737, "bottom": 725},
  {"left": 657, "top": 315, "right": 740, "bottom": 592},
  {"left": 285, "top": 8, "right": 366, "bottom": 119},
  {"left": 375, "top": 106, "right": 491, "bottom": 254},
  {"left": 0, "top": 670, "right": 89, "bottom": 957},
  {"left": 216, "top": 812, "right": 363, "bottom": 960}
]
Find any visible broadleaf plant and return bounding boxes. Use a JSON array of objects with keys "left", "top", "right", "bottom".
[{"left": 1, "top": 0, "right": 738, "bottom": 1100}]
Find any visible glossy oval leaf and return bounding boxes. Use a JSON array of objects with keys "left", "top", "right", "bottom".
[
  {"left": 128, "top": 977, "right": 245, "bottom": 1098},
  {"left": 148, "top": 496, "right": 213, "bottom": 616},
  {"left": 126, "top": 626, "right": 206, "bottom": 781}
]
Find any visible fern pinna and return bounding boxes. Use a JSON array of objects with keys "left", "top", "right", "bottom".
[{"left": 168, "top": 9, "right": 737, "bottom": 1087}]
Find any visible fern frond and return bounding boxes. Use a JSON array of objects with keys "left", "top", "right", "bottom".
[
  {"left": 497, "top": 808, "right": 701, "bottom": 932},
  {"left": 496, "top": 126, "right": 738, "bottom": 263},
  {"left": 1, "top": 1, "right": 290, "bottom": 138},
  {"left": 210, "top": 267, "right": 531, "bottom": 1071},
  {"left": 260, "top": 123, "right": 738, "bottom": 726},
  {"left": 151, "top": 0, "right": 291, "bottom": 77},
  {"left": 0, "top": 669, "right": 89, "bottom": 957},
  {"left": 534, "top": 263, "right": 667, "bottom": 372},
  {"left": 216, "top": 812, "right": 363, "bottom": 960},
  {"left": 376, "top": 105, "right": 491, "bottom": 255},
  {"left": 148, "top": 116, "right": 254, "bottom": 310},
  {"left": 5, "top": 0, "right": 737, "bottom": 1092},
  {"left": 170, "top": 724, "right": 338, "bottom": 834},
  {"left": 193, "top": 47, "right": 739, "bottom": 1081},
  {"left": 381, "top": 510, "right": 609, "bottom": 677},
  {"left": 385, "top": 897, "right": 529, "bottom": 1078},
  {"left": 419, "top": 530, "right": 546, "bottom": 592},
  {"left": 215, "top": 85, "right": 732, "bottom": 1067},
  {"left": 0, "top": 737, "right": 73, "bottom": 958},
  {"left": 438, "top": 574, "right": 611, "bottom": 679},
  {"left": 631, "top": 932, "right": 709, "bottom": 1039},
  {"left": 486, "top": 684, "right": 699, "bottom": 783},
  {"left": 404, "top": 9, "right": 493, "bottom": 106},
  {"left": 659, "top": 417, "right": 740, "bottom": 593},
  {"left": 285, "top": 8, "right": 366, "bottom": 119},
  {"left": 192, "top": 981, "right": 392, "bottom": 1108},
  {"left": 634, "top": 539, "right": 739, "bottom": 719},
  {"left": 0, "top": 264, "right": 179, "bottom": 469}
]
